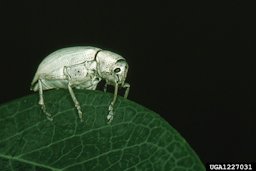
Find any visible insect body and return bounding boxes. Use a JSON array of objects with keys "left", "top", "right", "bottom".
[{"left": 31, "top": 46, "right": 130, "bottom": 123}]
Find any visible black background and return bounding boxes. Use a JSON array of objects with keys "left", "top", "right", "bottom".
[{"left": 0, "top": 0, "right": 255, "bottom": 164}]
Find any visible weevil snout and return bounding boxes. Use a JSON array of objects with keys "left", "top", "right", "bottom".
[
  {"left": 96, "top": 50, "right": 128, "bottom": 86},
  {"left": 113, "top": 59, "right": 128, "bottom": 86}
]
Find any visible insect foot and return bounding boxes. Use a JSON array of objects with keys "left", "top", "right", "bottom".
[
  {"left": 31, "top": 46, "right": 130, "bottom": 123},
  {"left": 40, "top": 104, "right": 53, "bottom": 121},
  {"left": 107, "top": 103, "right": 114, "bottom": 124}
]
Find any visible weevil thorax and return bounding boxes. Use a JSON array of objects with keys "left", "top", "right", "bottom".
[{"left": 96, "top": 50, "right": 128, "bottom": 86}]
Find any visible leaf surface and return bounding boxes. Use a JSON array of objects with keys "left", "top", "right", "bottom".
[{"left": 0, "top": 90, "right": 205, "bottom": 171}]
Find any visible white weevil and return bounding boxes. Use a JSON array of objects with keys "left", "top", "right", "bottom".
[{"left": 31, "top": 46, "right": 130, "bottom": 123}]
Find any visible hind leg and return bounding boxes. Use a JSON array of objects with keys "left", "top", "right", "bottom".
[{"left": 38, "top": 79, "right": 53, "bottom": 121}]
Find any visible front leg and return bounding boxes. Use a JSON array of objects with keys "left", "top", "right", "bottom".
[
  {"left": 123, "top": 83, "right": 130, "bottom": 99},
  {"left": 107, "top": 83, "right": 118, "bottom": 123}
]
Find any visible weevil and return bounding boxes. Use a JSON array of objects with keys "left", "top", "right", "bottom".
[{"left": 31, "top": 46, "right": 130, "bottom": 123}]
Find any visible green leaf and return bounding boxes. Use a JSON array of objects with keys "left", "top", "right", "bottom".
[{"left": 0, "top": 89, "right": 205, "bottom": 171}]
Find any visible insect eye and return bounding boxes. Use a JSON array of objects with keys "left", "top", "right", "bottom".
[{"left": 114, "top": 68, "right": 121, "bottom": 73}]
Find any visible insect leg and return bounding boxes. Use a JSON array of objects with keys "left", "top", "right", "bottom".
[
  {"left": 67, "top": 82, "right": 83, "bottom": 122},
  {"left": 103, "top": 82, "right": 108, "bottom": 92},
  {"left": 107, "top": 83, "right": 118, "bottom": 123},
  {"left": 38, "top": 79, "right": 53, "bottom": 121},
  {"left": 123, "top": 83, "right": 130, "bottom": 99}
]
